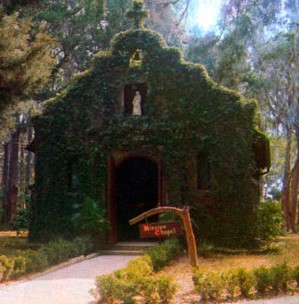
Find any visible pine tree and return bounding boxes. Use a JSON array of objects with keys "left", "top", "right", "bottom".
[{"left": 0, "top": 6, "right": 55, "bottom": 116}]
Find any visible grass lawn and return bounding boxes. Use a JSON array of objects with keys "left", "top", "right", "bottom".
[{"left": 198, "top": 234, "right": 299, "bottom": 271}]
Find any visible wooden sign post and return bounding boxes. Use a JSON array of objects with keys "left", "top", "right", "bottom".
[{"left": 129, "top": 206, "right": 199, "bottom": 268}]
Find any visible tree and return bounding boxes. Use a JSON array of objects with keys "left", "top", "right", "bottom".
[
  {"left": 1, "top": 107, "right": 37, "bottom": 225},
  {"left": 185, "top": 0, "right": 299, "bottom": 231},
  {"left": 0, "top": 6, "right": 55, "bottom": 116},
  {"left": 4, "top": 127, "right": 20, "bottom": 224},
  {"left": 0, "top": 5, "right": 55, "bottom": 223},
  {"left": 24, "top": 0, "right": 185, "bottom": 94},
  {"left": 255, "top": 30, "right": 299, "bottom": 231}
]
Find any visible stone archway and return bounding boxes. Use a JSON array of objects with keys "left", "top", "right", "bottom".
[{"left": 108, "top": 155, "right": 160, "bottom": 242}]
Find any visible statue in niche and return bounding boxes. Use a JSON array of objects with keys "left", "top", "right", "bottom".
[{"left": 132, "top": 90, "right": 142, "bottom": 115}]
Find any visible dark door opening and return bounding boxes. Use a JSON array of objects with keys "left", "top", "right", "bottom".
[{"left": 116, "top": 157, "right": 158, "bottom": 241}]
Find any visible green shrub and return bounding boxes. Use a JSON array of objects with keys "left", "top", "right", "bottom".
[
  {"left": 293, "top": 265, "right": 299, "bottom": 287},
  {"left": 114, "top": 256, "right": 153, "bottom": 281},
  {"left": 137, "top": 275, "right": 177, "bottom": 304},
  {"left": 270, "top": 263, "right": 290, "bottom": 293},
  {"left": 198, "top": 242, "right": 215, "bottom": 258},
  {"left": 12, "top": 256, "right": 27, "bottom": 277},
  {"left": 254, "top": 263, "right": 291, "bottom": 295},
  {"left": 41, "top": 238, "right": 76, "bottom": 265},
  {"left": 0, "top": 255, "right": 27, "bottom": 281},
  {"left": 0, "top": 262, "right": 4, "bottom": 282},
  {"left": 234, "top": 268, "right": 255, "bottom": 298},
  {"left": 96, "top": 272, "right": 176, "bottom": 304},
  {"left": 0, "top": 205, "right": 4, "bottom": 223},
  {"left": 22, "top": 249, "right": 48, "bottom": 273},
  {"left": 154, "top": 275, "right": 177, "bottom": 303},
  {"left": 12, "top": 208, "right": 29, "bottom": 234},
  {"left": 136, "top": 276, "right": 161, "bottom": 304},
  {"left": 145, "top": 239, "right": 182, "bottom": 271},
  {"left": 0, "top": 255, "right": 15, "bottom": 282},
  {"left": 254, "top": 266, "right": 272, "bottom": 295},
  {"left": 257, "top": 200, "right": 283, "bottom": 244},
  {"left": 164, "top": 239, "right": 182, "bottom": 258},
  {"left": 0, "top": 236, "right": 95, "bottom": 281},
  {"left": 96, "top": 273, "right": 137, "bottom": 303},
  {"left": 145, "top": 246, "right": 168, "bottom": 271},
  {"left": 125, "top": 255, "right": 153, "bottom": 277},
  {"left": 0, "top": 254, "right": 35, "bottom": 281},
  {"left": 72, "top": 236, "right": 94, "bottom": 256},
  {"left": 193, "top": 271, "right": 225, "bottom": 302},
  {"left": 19, "top": 236, "right": 93, "bottom": 275},
  {"left": 193, "top": 268, "right": 257, "bottom": 301},
  {"left": 223, "top": 269, "right": 240, "bottom": 300},
  {"left": 94, "top": 254, "right": 177, "bottom": 304},
  {"left": 72, "top": 197, "right": 110, "bottom": 238},
  {"left": 193, "top": 264, "right": 299, "bottom": 302}
]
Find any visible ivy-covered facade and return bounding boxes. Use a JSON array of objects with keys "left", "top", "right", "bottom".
[{"left": 29, "top": 5, "right": 269, "bottom": 247}]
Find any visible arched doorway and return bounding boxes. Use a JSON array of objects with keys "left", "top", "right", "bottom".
[{"left": 115, "top": 157, "right": 158, "bottom": 240}]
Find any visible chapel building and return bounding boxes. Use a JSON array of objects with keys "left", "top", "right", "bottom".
[{"left": 29, "top": 1, "right": 270, "bottom": 247}]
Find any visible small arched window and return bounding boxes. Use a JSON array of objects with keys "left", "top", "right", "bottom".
[
  {"left": 197, "top": 153, "right": 211, "bottom": 190},
  {"left": 130, "top": 49, "right": 143, "bottom": 67}
]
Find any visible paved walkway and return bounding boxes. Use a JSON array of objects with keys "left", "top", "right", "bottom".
[
  {"left": 0, "top": 255, "right": 137, "bottom": 304},
  {"left": 233, "top": 296, "right": 299, "bottom": 304}
]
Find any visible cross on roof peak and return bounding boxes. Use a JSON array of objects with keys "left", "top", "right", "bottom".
[{"left": 127, "top": 0, "right": 149, "bottom": 29}]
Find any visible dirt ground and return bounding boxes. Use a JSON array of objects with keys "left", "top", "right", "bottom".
[{"left": 159, "top": 255, "right": 199, "bottom": 303}]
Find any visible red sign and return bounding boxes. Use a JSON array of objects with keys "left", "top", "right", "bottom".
[{"left": 139, "top": 221, "right": 182, "bottom": 238}]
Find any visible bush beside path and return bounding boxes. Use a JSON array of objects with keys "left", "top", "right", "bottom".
[{"left": 0, "top": 255, "right": 137, "bottom": 304}]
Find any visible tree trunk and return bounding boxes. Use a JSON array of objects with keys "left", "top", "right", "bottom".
[
  {"left": 19, "top": 129, "right": 25, "bottom": 202},
  {"left": 288, "top": 137, "right": 299, "bottom": 232},
  {"left": 25, "top": 113, "right": 33, "bottom": 195},
  {"left": 1, "top": 143, "right": 10, "bottom": 223},
  {"left": 5, "top": 128, "right": 20, "bottom": 224},
  {"left": 281, "top": 127, "right": 292, "bottom": 230}
]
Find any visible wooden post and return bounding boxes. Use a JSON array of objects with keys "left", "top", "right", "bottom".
[
  {"left": 181, "top": 206, "right": 199, "bottom": 268},
  {"left": 129, "top": 206, "right": 199, "bottom": 268}
]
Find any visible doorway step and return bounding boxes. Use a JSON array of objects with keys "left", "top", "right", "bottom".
[{"left": 99, "top": 241, "right": 159, "bottom": 256}]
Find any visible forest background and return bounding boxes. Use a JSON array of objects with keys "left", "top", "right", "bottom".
[{"left": 0, "top": 0, "right": 298, "bottom": 233}]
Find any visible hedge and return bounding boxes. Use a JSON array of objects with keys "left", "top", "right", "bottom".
[
  {"left": 0, "top": 236, "right": 93, "bottom": 283},
  {"left": 193, "top": 263, "right": 299, "bottom": 302}
]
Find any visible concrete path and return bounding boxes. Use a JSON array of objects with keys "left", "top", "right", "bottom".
[
  {"left": 233, "top": 296, "right": 299, "bottom": 304},
  {"left": 0, "top": 255, "right": 137, "bottom": 304}
]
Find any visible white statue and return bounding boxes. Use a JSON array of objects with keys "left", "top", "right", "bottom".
[{"left": 132, "top": 91, "right": 142, "bottom": 115}]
